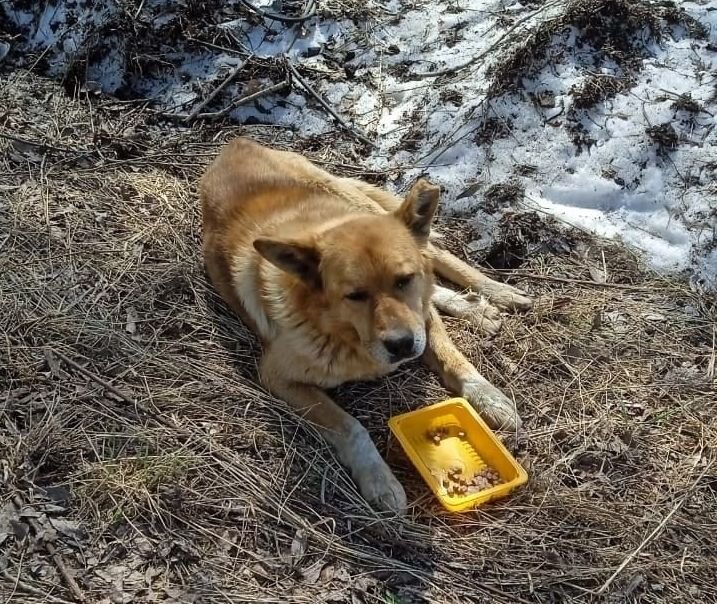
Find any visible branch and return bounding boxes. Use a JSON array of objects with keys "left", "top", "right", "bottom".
[
  {"left": 11, "top": 495, "right": 87, "bottom": 602},
  {"left": 239, "top": 0, "right": 316, "bottom": 24},
  {"left": 161, "top": 80, "right": 290, "bottom": 122},
  {"left": 185, "top": 62, "right": 246, "bottom": 123},
  {"left": 286, "top": 59, "right": 375, "bottom": 147}
]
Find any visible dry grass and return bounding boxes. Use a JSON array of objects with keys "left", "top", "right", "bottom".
[{"left": 1, "top": 70, "right": 716, "bottom": 604}]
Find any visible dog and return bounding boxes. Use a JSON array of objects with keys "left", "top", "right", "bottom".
[{"left": 200, "top": 138, "right": 532, "bottom": 512}]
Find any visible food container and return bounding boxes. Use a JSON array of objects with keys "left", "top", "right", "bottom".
[{"left": 388, "top": 397, "right": 528, "bottom": 512}]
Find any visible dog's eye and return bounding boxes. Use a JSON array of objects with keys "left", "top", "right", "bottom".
[
  {"left": 345, "top": 290, "right": 369, "bottom": 302},
  {"left": 395, "top": 274, "right": 415, "bottom": 290}
]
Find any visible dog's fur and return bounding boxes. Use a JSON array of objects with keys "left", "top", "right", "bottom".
[{"left": 200, "top": 138, "right": 532, "bottom": 512}]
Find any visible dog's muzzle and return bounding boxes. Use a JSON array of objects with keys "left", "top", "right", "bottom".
[{"left": 382, "top": 335, "right": 415, "bottom": 363}]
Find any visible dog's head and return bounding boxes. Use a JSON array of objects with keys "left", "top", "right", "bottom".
[{"left": 254, "top": 179, "right": 440, "bottom": 366}]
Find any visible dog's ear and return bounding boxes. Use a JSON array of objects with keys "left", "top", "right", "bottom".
[
  {"left": 254, "top": 237, "right": 321, "bottom": 287},
  {"left": 395, "top": 178, "right": 440, "bottom": 241}
]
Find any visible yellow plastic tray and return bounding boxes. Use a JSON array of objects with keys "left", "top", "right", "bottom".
[{"left": 388, "top": 398, "right": 528, "bottom": 512}]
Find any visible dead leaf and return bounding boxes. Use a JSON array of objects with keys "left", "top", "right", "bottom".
[
  {"left": 49, "top": 518, "right": 86, "bottom": 543},
  {"left": 456, "top": 182, "right": 481, "bottom": 199},
  {"left": 34, "top": 502, "right": 67, "bottom": 514},
  {"left": 125, "top": 307, "right": 138, "bottom": 334},
  {"left": 10, "top": 519, "right": 29, "bottom": 541},
  {"left": 290, "top": 528, "right": 307, "bottom": 562},
  {"left": 320, "top": 563, "right": 336, "bottom": 583},
  {"left": 301, "top": 561, "right": 324, "bottom": 584},
  {"left": 334, "top": 565, "right": 350, "bottom": 582},
  {"left": 588, "top": 264, "right": 606, "bottom": 283},
  {"left": 0, "top": 502, "right": 20, "bottom": 546},
  {"left": 10, "top": 139, "right": 43, "bottom": 162},
  {"left": 44, "top": 349, "right": 62, "bottom": 376},
  {"left": 109, "top": 578, "right": 125, "bottom": 604},
  {"left": 42, "top": 485, "right": 71, "bottom": 507}
]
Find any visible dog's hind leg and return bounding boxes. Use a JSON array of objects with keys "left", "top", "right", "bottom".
[
  {"left": 260, "top": 350, "right": 407, "bottom": 513},
  {"left": 428, "top": 246, "right": 532, "bottom": 311},
  {"left": 431, "top": 285, "right": 502, "bottom": 336},
  {"left": 423, "top": 306, "right": 521, "bottom": 431}
]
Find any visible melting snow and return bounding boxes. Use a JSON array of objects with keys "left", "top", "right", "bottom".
[{"left": 3, "top": 0, "right": 716, "bottom": 288}]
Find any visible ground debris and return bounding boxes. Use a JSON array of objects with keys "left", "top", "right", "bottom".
[{"left": 1, "top": 3, "right": 716, "bottom": 601}]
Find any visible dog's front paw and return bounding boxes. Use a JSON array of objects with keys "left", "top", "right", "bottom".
[
  {"left": 431, "top": 287, "right": 502, "bottom": 336},
  {"left": 460, "top": 292, "right": 502, "bottom": 336},
  {"left": 338, "top": 421, "right": 408, "bottom": 513},
  {"left": 462, "top": 375, "right": 522, "bottom": 432},
  {"left": 354, "top": 462, "right": 407, "bottom": 513},
  {"left": 482, "top": 282, "right": 533, "bottom": 312}
]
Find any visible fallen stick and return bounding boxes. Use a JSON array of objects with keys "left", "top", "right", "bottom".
[
  {"left": 194, "top": 79, "right": 291, "bottom": 120},
  {"left": 493, "top": 271, "right": 664, "bottom": 291},
  {"left": 165, "top": 80, "right": 290, "bottom": 122},
  {"left": 51, "top": 349, "right": 138, "bottom": 408},
  {"left": 596, "top": 465, "right": 710, "bottom": 595},
  {"left": 286, "top": 59, "right": 375, "bottom": 147},
  {"left": 185, "top": 62, "right": 246, "bottom": 123},
  {"left": 11, "top": 495, "right": 86, "bottom": 602},
  {"left": 239, "top": 0, "right": 316, "bottom": 24},
  {"left": 1, "top": 568, "right": 77, "bottom": 604}
]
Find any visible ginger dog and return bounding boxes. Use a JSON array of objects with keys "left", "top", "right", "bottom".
[{"left": 201, "top": 138, "right": 531, "bottom": 512}]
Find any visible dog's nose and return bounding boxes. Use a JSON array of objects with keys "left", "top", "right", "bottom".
[{"left": 383, "top": 335, "right": 415, "bottom": 361}]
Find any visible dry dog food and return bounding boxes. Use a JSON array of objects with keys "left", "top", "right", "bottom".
[
  {"left": 426, "top": 427, "right": 504, "bottom": 497},
  {"left": 444, "top": 467, "right": 503, "bottom": 496}
]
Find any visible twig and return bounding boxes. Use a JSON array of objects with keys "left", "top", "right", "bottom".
[
  {"left": 479, "top": 582, "right": 535, "bottom": 604},
  {"left": 185, "top": 62, "right": 246, "bottom": 123},
  {"left": 11, "top": 495, "right": 86, "bottom": 602},
  {"left": 596, "top": 467, "right": 709, "bottom": 595},
  {"left": 708, "top": 325, "right": 715, "bottom": 380},
  {"left": 1, "top": 568, "right": 76, "bottom": 604},
  {"left": 164, "top": 80, "right": 290, "bottom": 122},
  {"left": 286, "top": 59, "right": 375, "bottom": 147},
  {"left": 493, "top": 271, "right": 664, "bottom": 291},
  {"left": 0, "top": 131, "right": 77, "bottom": 153},
  {"left": 132, "top": 0, "right": 145, "bottom": 19},
  {"left": 194, "top": 79, "right": 291, "bottom": 120},
  {"left": 51, "top": 349, "right": 138, "bottom": 407},
  {"left": 239, "top": 0, "right": 316, "bottom": 23}
]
